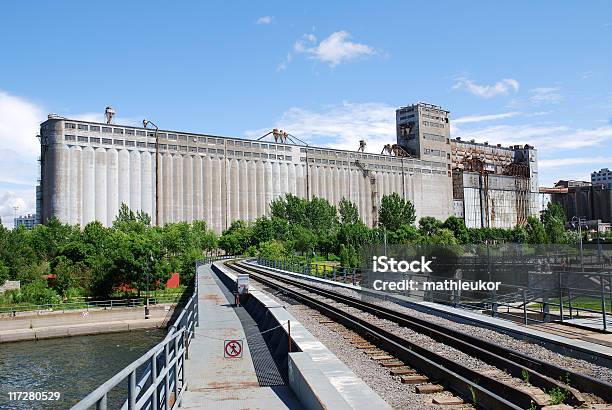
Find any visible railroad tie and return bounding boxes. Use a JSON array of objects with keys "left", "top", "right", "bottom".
[
  {"left": 370, "top": 354, "right": 394, "bottom": 361},
  {"left": 380, "top": 360, "right": 405, "bottom": 367},
  {"left": 416, "top": 384, "right": 444, "bottom": 394},
  {"left": 390, "top": 367, "right": 417, "bottom": 376},
  {"left": 431, "top": 396, "right": 464, "bottom": 406},
  {"left": 401, "top": 375, "right": 429, "bottom": 384}
]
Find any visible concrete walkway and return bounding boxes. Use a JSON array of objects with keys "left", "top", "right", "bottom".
[{"left": 181, "top": 265, "right": 300, "bottom": 409}]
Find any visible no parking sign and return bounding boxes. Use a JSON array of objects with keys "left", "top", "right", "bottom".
[{"left": 224, "top": 339, "right": 243, "bottom": 358}]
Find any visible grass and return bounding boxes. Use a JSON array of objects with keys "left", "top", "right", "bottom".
[{"left": 529, "top": 296, "right": 611, "bottom": 313}]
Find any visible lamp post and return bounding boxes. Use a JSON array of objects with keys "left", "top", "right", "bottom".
[
  {"left": 571, "top": 216, "right": 585, "bottom": 272},
  {"left": 143, "top": 119, "right": 160, "bottom": 226}
]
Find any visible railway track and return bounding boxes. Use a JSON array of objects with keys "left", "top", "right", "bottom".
[{"left": 224, "top": 259, "right": 612, "bottom": 410}]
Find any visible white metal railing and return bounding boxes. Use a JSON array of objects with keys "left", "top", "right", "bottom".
[{"left": 71, "top": 263, "right": 200, "bottom": 410}]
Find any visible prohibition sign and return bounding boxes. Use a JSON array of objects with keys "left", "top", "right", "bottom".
[{"left": 224, "top": 339, "right": 243, "bottom": 358}]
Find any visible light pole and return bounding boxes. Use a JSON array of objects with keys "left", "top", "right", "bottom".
[
  {"left": 143, "top": 119, "right": 160, "bottom": 226},
  {"left": 571, "top": 216, "right": 585, "bottom": 272}
]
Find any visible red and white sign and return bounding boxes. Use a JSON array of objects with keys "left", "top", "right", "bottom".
[{"left": 224, "top": 339, "right": 243, "bottom": 358}]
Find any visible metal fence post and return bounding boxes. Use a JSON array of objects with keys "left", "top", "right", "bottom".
[
  {"left": 558, "top": 271, "right": 564, "bottom": 323},
  {"left": 164, "top": 342, "right": 170, "bottom": 409},
  {"left": 568, "top": 288, "right": 573, "bottom": 319},
  {"left": 97, "top": 394, "right": 108, "bottom": 410},
  {"left": 491, "top": 286, "right": 498, "bottom": 317},
  {"left": 601, "top": 274, "right": 608, "bottom": 332},
  {"left": 128, "top": 370, "right": 136, "bottom": 410},
  {"left": 523, "top": 289, "right": 528, "bottom": 325},
  {"left": 151, "top": 354, "right": 158, "bottom": 410},
  {"left": 173, "top": 336, "right": 179, "bottom": 404}
]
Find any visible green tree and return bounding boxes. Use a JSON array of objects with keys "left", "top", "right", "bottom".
[
  {"left": 387, "top": 224, "right": 422, "bottom": 244},
  {"left": 0, "top": 261, "right": 9, "bottom": 286},
  {"left": 270, "top": 194, "right": 308, "bottom": 226},
  {"left": 291, "top": 225, "right": 316, "bottom": 256},
  {"left": 219, "top": 220, "right": 251, "bottom": 255},
  {"left": 338, "top": 197, "right": 360, "bottom": 225},
  {"left": 511, "top": 225, "right": 529, "bottom": 244},
  {"left": 257, "top": 240, "right": 288, "bottom": 260},
  {"left": 526, "top": 216, "right": 547, "bottom": 244},
  {"left": 419, "top": 216, "right": 442, "bottom": 236},
  {"left": 378, "top": 193, "right": 416, "bottom": 231},
  {"left": 442, "top": 216, "right": 469, "bottom": 243},
  {"left": 542, "top": 202, "right": 566, "bottom": 243}
]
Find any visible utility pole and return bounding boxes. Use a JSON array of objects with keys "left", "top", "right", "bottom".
[{"left": 143, "top": 120, "right": 160, "bottom": 226}]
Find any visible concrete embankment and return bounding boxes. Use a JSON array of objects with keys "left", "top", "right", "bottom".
[{"left": 0, "top": 305, "right": 174, "bottom": 343}]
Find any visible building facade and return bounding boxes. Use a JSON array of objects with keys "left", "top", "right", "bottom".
[
  {"left": 550, "top": 180, "right": 612, "bottom": 224},
  {"left": 395, "top": 103, "right": 539, "bottom": 229},
  {"left": 38, "top": 113, "right": 452, "bottom": 233},
  {"left": 14, "top": 214, "right": 39, "bottom": 229},
  {"left": 592, "top": 168, "right": 612, "bottom": 189}
]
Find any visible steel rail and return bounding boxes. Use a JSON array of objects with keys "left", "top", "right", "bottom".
[
  {"left": 248, "top": 259, "right": 612, "bottom": 397},
  {"left": 225, "top": 261, "right": 529, "bottom": 409},
  {"left": 233, "top": 260, "right": 612, "bottom": 406},
  {"left": 239, "top": 262, "right": 589, "bottom": 405}
]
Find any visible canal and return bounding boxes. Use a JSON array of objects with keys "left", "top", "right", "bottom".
[{"left": 0, "top": 329, "right": 166, "bottom": 409}]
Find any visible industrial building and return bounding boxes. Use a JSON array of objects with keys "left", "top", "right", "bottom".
[
  {"left": 38, "top": 106, "right": 451, "bottom": 233},
  {"left": 543, "top": 180, "right": 612, "bottom": 224},
  {"left": 592, "top": 168, "right": 612, "bottom": 189},
  {"left": 397, "top": 102, "right": 539, "bottom": 229},
  {"left": 38, "top": 103, "right": 539, "bottom": 232}
]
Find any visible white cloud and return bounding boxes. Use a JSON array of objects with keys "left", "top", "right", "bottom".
[
  {"left": 452, "top": 77, "right": 520, "bottom": 98},
  {"left": 0, "top": 91, "right": 42, "bottom": 227},
  {"left": 245, "top": 101, "right": 396, "bottom": 153},
  {"left": 529, "top": 87, "right": 563, "bottom": 105},
  {"left": 256, "top": 16, "right": 273, "bottom": 25},
  {"left": 453, "top": 112, "right": 521, "bottom": 125},
  {"left": 290, "top": 31, "right": 377, "bottom": 68},
  {"left": 539, "top": 156, "right": 611, "bottom": 169},
  {"left": 0, "top": 190, "right": 34, "bottom": 228}
]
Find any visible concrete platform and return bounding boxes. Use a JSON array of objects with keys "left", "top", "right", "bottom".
[
  {"left": 246, "top": 260, "right": 612, "bottom": 367},
  {"left": 181, "top": 265, "right": 300, "bottom": 409}
]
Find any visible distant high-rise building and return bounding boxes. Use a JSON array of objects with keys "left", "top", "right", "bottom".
[
  {"left": 591, "top": 168, "right": 612, "bottom": 189},
  {"left": 14, "top": 214, "right": 38, "bottom": 229}
]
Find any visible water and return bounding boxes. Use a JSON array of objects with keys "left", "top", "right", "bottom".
[{"left": 0, "top": 329, "right": 166, "bottom": 409}]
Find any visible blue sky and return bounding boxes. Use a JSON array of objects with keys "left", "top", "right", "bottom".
[{"left": 1, "top": 1, "right": 611, "bottom": 226}]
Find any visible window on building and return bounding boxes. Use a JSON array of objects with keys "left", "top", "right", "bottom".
[
  {"left": 78, "top": 124, "right": 88, "bottom": 130},
  {"left": 78, "top": 136, "right": 88, "bottom": 142},
  {"left": 125, "top": 140, "right": 135, "bottom": 147},
  {"left": 64, "top": 135, "right": 76, "bottom": 141},
  {"left": 136, "top": 130, "right": 145, "bottom": 136},
  {"left": 102, "top": 138, "right": 112, "bottom": 144},
  {"left": 90, "top": 137, "right": 100, "bottom": 143},
  {"left": 66, "top": 123, "right": 76, "bottom": 129},
  {"left": 137, "top": 142, "right": 146, "bottom": 148},
  {"left": 125, "top": 129, "right": 135, "bottom": 135},
  {"left": 114, "top": 140, "right": 124, "bottom": 146},
  {"left": 90, "top": 126, "right": 100, "bottom": 132},
  {"left": 102, "top": 127, "right": 112, "bottom": 133},
  {"left": 113, "top": 128, "right": 124, "bottom": 134}
]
